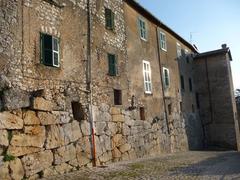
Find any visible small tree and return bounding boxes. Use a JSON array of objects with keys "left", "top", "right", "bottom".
[{"left": 236, "top": 89, "right": 240, "bottom": 104}]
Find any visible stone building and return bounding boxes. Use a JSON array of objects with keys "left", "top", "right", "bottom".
[{"left": 0, "top": 0, "right": 238, "bottom": 179}]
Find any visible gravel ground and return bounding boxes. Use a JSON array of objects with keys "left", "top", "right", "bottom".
[{"left": 45, "top": 151, "right": 240, "bottom": 180}]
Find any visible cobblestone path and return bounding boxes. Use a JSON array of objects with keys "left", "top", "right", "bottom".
[{"left": 45, "top": 151, "right": 240, "bottom": 180}]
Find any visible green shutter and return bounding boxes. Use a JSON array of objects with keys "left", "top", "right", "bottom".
[
  {"left": 108, "top": 54, "right": 116, "bottom": 76},
  {"left": 105, "top": 8, "right": 114, "bottom": 30}
]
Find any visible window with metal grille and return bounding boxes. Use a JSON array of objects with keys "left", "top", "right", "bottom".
[
  {"left": 40, "top": 33, "right": 60, "bottom": 67},
  {"left": 108, "top": 53, "right": 117, "bottom": 76},
  {"left": 105, "top": 8, "right": 114, "bottom": 30},
  {"left": 143, "top": 60, "right": 152, "bottom": 94},
  {"left": 114, "top": 89, "right": 122, "bottom": 105}
]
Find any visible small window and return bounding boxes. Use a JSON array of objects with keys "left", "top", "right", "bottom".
[
  {"left": 192, "top": 104, "right": 195, "bottom": 113},
  {"left": 108, "top": 53, "right": 117, "bottom": 76},
  {"left": 160, "top": 32, "right": 167, "bottom": 51},
  {"left": 114, "top": 89, "right": 122, "bottom": 105},
  {"left": 180, "top": 75, "right": 185, "bottom": 91},
  {"left": 180, "top": 102, "right": 183, "bottom": 112},
  {"left": 143, "top": 61, "right": 152, "bottom": 94},
  {"left": 189, "top": 78, "right": 192, "bottom": 92},
  {"left": 105, "top": 8, "right": 114, "bottom": 30},
  {"left": 138, "top": 17, "right": 147, "bottom": 40},
  {"left": 168, "top": 104, "right": 172, "bottom": 115},
  {"left": 71, "top": 102, "right": 85, "bottom": 121},
  {"left": 176, "top": 42, "right": 181, "bottom": 58},
  {"left": 140, "top": 107, "right": 145, "bottom": 120},
  {"left": 40, "top": 33, "right": 60, "bottom": 67},
  {"left": 163, "top": 67, "right": 170, "bottom": 89},
  {"left": 196, "top": 93, "right": 200, "bottom": 109}
]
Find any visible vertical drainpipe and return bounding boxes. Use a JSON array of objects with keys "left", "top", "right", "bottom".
[
  {"left": 155, "top": 26, "right": 170, "bottom": 134},
  {"left": 86, "top": 0, "right": 96, "bottom": 167}
]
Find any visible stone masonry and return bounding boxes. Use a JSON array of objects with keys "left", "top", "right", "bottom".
[{"left": 0, "top": 0, "right": 238, "bottom": 179}]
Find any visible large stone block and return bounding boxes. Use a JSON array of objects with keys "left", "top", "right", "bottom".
[
  {"left": 0, "top": 130, "right": 9, "bottom": 146},
  {"left": 11, "top": 126, "right": 45, "bottom": 148},
  {"left": 45, "top": 125, "right": 65, "bottom": 149},
  {"left": 7, "top": 146, "right": 42, "bottom": 157},
  {"left": 2, "top": 89, "right": 30, "bottom": 110},
  {"left": 112, "top": 114, "right": 124, "bottom": 122},
  {"left": 0, "top": 112, "right": 23, "bottom": 130},
  {"left": 9, "top": 158, "right": 24, "bottom": 180},
  {"left": 99, "top": 151, "right": 112, "bottom": 163},
  {"left": 22, "top": 150, "right": 53, "bottom": 177},
  {"left": 31, "top": 97, "right": 54, "bottom": 112},
  {"left": 55, "top": 163, "right": 73, "bottom": 174},
  {"left": 62, "top": 121, "right": 81, "bottom": 143},
  {"left": 112, "top": 148, "right": 121, "bottom": 158},
  {"left": 94, "top": 122, "right": 106, "bottom": 135},
  {"left": 52, "top": 111, "right": 71, "bottom": 124},
  {"left": 112, "top": 134, "right": 125, "bottom": 147},
  {"left": 110, "top": 107, "right": 121, "bottom": 115},
  {"left": 23, "top": 110, "right": 40, "bottom": 125},
  {"left": 0, "top": 162, "right": 11, "bottom": 180},
  {"left": 38, "top": 112, "right": 58, "bottom": 125},
  {"left": 54, "top": 144, "right": 76, "bottom": 165},
  {"left": 119, "top": 143, "right": 131, "bottom": 153},
  {"left": 76, "top": 151, "right": 91, "bottom": 167},
  {"left": 81, "top": 120, "right": 91, "bottom": 136}
]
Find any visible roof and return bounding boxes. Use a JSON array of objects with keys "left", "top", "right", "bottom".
[
  {"left": 124, "top": 0, "right": 198, "bottom": 53},
  {"left": 194, "top": 48, "right": 232, "bottom": 61}
]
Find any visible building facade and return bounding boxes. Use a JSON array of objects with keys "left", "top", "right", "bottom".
[{"left": 0, "top": 0, "right": 238, "bottom": 179}]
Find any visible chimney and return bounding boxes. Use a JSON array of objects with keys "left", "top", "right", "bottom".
[{"left": 222, "top": 44, "right": 227, "bottom": 49}]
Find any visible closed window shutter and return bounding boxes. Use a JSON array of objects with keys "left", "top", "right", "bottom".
[
  {"left": 108, "top": 54, "right": 116, "bottom": 76},
  {"left": 105, "top": 8, "right": 114, "bottom": 30}
]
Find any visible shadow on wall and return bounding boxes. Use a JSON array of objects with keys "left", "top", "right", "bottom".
[
  {"left": 168, "top": 151, "right": 240, "bottom": 177},
  {"left": 184, "top": 113, "right": 204, "bottom": 151}
]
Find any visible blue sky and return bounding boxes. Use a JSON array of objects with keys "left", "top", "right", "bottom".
[{"left": 138, "top": 0, "right": 240, "bottom": 90}]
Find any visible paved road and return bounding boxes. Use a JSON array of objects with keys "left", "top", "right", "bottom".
[{"left": 46, "top": 151, "right": 240, "bottom": 180}]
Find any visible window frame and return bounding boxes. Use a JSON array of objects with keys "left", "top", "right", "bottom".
[
  {"left": 138, "top": 17, "right": 147, "bottom": 41},
  {"left": 180, "top": 75, "right": 185, "bottom": 91},
  {"left": 176, "top": 42, "right": 182, "bottom": 58},
  {"left": 107, "top": 53, "right": 117, "bottom": 76},
  {"left": 143, "top": 60, "right": 152, "bottom": 94},
  {"left": 40, "top": 33, "right": 60, "bottom": 67},
  {"left": 160, "top": 32, "right": 167, "bottom": 51},
  {"left": 163, "top": 67, "right": 170, "bottom": 89},
  {"left": 105, "top": 8, "right": 115, "bottom": 31},
  {"left": 114, "top": 89, "right": 122, "bottom": 105}
]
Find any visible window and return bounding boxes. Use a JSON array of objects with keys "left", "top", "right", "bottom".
[
  {"left": 163, "top": 67, "right": 170, "bottom": 89},
  {"left": 196, "top": 93, "right": 200, "bottom": 109},
  {"left": 140, "top": 107, "right": 146, "bottom": 120},
  {"left": 189, "top": 78, "right": 192, "bottom": 92},
  {"left": 40, "top": 33, "right": 60, "bottom": 67},
  {"left": 176, "top": 42, "right": 181, "bottom": 58},
  {"left": 108, "top": 53, "right": 117, "bottom": 76},
  {"left": 168, "top": 104, "right": 172, "bottom": 115},
  {"left": 105, "top": 8, "right": 114, "bottom": 30},
  {"left": 71, "top": 102, "right": 85, "bottom": 121},
  {"left": 180, "top": 102, "right": 183, "bottom": 112},
  {"left": 143, "top": 61, "right": 152, "bottom": 94},
  {"left": 114, "top": 89, "right": 122, "bottom": 105},
  {"left": 160, "top": 32, "right": 167, "bottom": 51},
  {"left": 180, "top": 75, "right": 185, "bottom": 90},
  {"left": 138, "top": 17, "right": 147, "bottom": 40},
  {"left": 192, "top": 104, "right": 195, "bottom": 113}
]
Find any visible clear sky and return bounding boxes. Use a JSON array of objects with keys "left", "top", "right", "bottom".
[{"left": 138, "top": 0, "right": 240, "bottom": 90}]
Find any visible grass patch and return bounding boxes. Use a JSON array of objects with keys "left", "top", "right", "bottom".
[{"left": 3, "top": 154, "right": 15, "bottom": 162}]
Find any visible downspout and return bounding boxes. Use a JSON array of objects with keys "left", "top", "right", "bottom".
[
  {"left": 155, "top": 27, "right": 170, "bottom": 134},
  {"left": 86, "top": 0, "right": 96, "bottom": 167}
]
